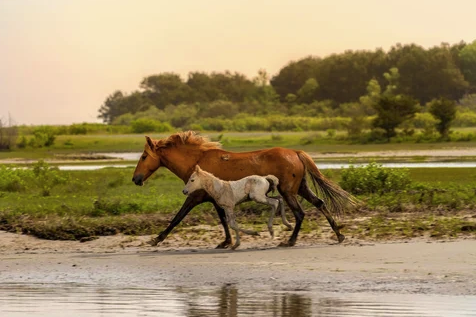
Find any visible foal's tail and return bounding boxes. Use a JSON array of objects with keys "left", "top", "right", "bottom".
[
  {"left": 297, "top": 151, "right": 358, "bottom": 216},
  {"left": 265, "top": 175, "right": 279, "bottom": 193}
]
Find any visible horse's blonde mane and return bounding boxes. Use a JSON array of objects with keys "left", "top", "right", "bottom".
[{"left": 157, "top": 131, "right": 222, "bottom": 150}]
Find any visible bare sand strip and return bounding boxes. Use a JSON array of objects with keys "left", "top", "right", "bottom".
[{"left": 1, "top": 231, "right": 475, "bottom": 295}]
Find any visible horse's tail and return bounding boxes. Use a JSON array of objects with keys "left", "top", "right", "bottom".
[
  {"left": 265, "top": 175, "right": 279, "bottom": 193},
  {"left": 296, "top": 151, "right": 357, "bottom": 216}
]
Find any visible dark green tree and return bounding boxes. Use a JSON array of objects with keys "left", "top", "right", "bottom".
[
  {"left": 429, "top": 97, "right": 457, "bottom": 139},
  {"left": 270, "top": 56, "right": 321, "bottom": 101},
  {"left": 459, "top": 40, "right": 476, "bottom": 89},
  {"left": 372, "top": 94, "right": 419, "bottom": 141},
  {"left": 98, "top": 91, "right": 151, "bottom": 124},
  {"left": 140, "top": 73, "right": 192, "bottom": 109}
]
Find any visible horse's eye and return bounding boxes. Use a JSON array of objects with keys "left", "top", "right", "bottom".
[{"left": 141, "top": 155, "right": 147, "bottom": 161}]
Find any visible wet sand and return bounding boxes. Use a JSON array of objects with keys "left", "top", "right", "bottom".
[{"left": 1, "top": 231, "right": 475, "bottom": 296}]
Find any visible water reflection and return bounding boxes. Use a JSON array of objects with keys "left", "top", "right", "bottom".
[
  {"left": 179, "top": 285, "right": 312, "bottom": 317},
  {"left": 0, "top": 283, "right": 475, "bottom": 317}
]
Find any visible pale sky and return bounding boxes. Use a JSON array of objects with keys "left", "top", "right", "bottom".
[{"left": 1, "top": 0, "right": 475, "bottom": 125}]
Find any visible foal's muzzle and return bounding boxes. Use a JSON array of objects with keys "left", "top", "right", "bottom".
[
  {"left": 182, "top": 189, "right": 188, "bottom": 195},
  {"left": 132, "top": 174, "right": 144, "bottom": 186}
]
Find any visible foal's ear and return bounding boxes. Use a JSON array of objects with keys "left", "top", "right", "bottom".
[
  {"left": 195, "top": 165, "right": 201, "bottom": 172},
  {"left": 145, "top": 136, "right": 154, "bottom": 149}
]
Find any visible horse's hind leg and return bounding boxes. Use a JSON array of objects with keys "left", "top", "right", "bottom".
[
  {"left": 279, "top": 192, "right": 305, "bottom": 247},
  {"left": 298, "top": 178, "right": 345, "bottom": 243}
]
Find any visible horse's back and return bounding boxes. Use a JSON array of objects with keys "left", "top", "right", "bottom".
[{"left": 197, "top": 147, "right": 305, "bottom": 193}]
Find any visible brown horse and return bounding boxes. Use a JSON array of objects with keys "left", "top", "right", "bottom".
[{"left": 132, "top": 131, "right": 357, "bottom": 248}]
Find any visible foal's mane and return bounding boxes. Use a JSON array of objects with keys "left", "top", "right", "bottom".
[{"left": 157, "top": 131, "right": 222, "bottom": 150}]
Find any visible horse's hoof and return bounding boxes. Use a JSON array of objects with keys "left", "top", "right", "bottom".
[
  {"left": 338, "top": 234, "right": 345, "bottom": 243},
  {"left": 278, "top": 241, "right": 295, "bottom": 247},
  {"left": 215, "top": 241, "right": 231, "bottom": 249},
  {"left": 147, "top": 238, "right": 159, "bottom": 246}
]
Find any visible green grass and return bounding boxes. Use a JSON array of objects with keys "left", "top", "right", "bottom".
[{"left": 2, "top": 130, "right": 476, "bottom": 161}]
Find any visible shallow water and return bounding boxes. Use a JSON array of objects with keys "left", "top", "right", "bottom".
[{"left": 1, "top": 283, "right": 475, "bottom": 317}]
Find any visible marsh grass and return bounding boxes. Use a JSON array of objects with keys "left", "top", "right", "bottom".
[{"left": 0, "top": 162, "right": 476, "bottom": 241}]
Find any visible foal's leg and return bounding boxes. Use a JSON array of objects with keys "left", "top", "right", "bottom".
[
  {"left": 298, "top": 178, "right": 345, "bottom": 243},
  {"left": 250, "top": 191, "right": 281, "bottom": 238},
  {"left": 279, "top": 192, "right": 305, "bottom": 247},
  {"left": 225, "top": 208, "right": 242, "bottom": 250},
  {"left": 271, "top": 195, "right": 294, "bottom": 231}
]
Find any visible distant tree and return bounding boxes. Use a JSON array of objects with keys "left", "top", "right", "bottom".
[
  {"left": 98, "top": 91, "right": 152, "bottom": 124},
  {"left": 373, "top": 94, "right": 419, "bottom": 141},
  {"left": 197, "top": 100, "right": 239, "bottom": 119},
  {"left": 270, "top": 56, "right": 321, "bottom": 101},
  {"left": 250, "top": 69, "right": 279, "bottom": 105},
  {"left": 296, "top": 78, "right": 319, "bottom": 104},
  {"left": 388, "top": 43, "right": 468, "bottom": 103},
  {"left": 140, "top": 73, "right": 192, "bottom": 109},
  {"left": 429, "top": 97, "right": 457, "bottom": 139},
  {"left": 459, "top": 40, "right": 476, "bottom": 88},
  {"left": 0, "top": 116, "right": 18, "bottom": 150},
  {"left": 458, "top": 93, "right": 476, "bottom": 111}
]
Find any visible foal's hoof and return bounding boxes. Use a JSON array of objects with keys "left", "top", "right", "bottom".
[
  {"left": 338, "top": 234, "right": 345, "bottom": 243},
  {"left": 231, "top": 244, "right": 240, "bottom": 250},
  {"left": 215, "top": 241, "right": 231, "bottom": 249}
]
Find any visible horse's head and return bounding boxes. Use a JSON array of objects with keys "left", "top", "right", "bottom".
[
  {"left": 132, "top": 136, "right": 161, "bottom": 186},
  {"left": 182, "top": 165, "right": 203, "bottom": 195}
]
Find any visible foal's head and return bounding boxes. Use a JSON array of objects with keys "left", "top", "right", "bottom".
[
  {"left": 132, "top": 136, "right": 161, "bottom": 186},
  {"left": 182, "top": 165, "right": 206, "bottom": 195}
]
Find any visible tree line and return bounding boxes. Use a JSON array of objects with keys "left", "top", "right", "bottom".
[{"left": 97, "top": 40, "right": 476, "bottom": 141}]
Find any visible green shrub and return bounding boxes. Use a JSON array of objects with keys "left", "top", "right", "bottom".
[
  {"left": 31, "top": 126, "right": 57, "bottom": 147},
  {"left": 130, "top": 119, "right": 173, "bottom": 133},
  {"left": 340, "top": 162, "right": 412, "bottom": 194},
  {"left": 69, "top": 123, "right": 88, "bottom": 135}
]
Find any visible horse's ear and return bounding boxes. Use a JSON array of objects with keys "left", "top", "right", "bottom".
[{"left": 145, "top": 136, "right": 154, "bottom": 149}]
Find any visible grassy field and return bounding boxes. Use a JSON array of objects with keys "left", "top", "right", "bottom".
[
  {"left": 2, "top": 130, "right": 476, "bottom": 161},
  {"left": 1, "top": 162, "right": 475, "bottom": 241}
]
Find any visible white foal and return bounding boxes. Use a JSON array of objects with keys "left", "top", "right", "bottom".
[{"left": 182, "top": 165, "right": 292, "bottom": 250}]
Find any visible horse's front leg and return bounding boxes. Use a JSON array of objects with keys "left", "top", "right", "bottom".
[
  {"left": 150, "top": 191, "right": 206, "bottom": 246},
  {"left": 210, "top": 201, "right": 232, "bottom": 249}
]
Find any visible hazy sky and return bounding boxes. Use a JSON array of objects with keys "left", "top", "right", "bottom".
[{"left": 1, "top": 0, "right": 475, "bottom": 125}]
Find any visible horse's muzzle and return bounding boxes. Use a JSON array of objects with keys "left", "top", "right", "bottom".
[{"left": 132, "top": 174, "right": 144, "bottom": 186}]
